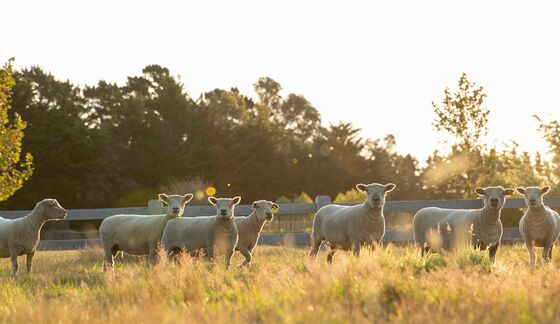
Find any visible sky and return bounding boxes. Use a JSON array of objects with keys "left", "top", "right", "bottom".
[{"left": 2, "top": 0, "right": 559, "bottom": 161}]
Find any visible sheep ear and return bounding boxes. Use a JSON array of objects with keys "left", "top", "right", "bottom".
[
  {"left": 385, "top": 183, "right": 396, "bottom": 192},
  {"left": 272, "top": 203, "right": 279, "bottom": 210},
  {"left": 252, "top": 201, "right": 258, "bottom": 209},
  {"left": 232, "top": 196, "right": 242, "bottom": 205},
  {"left": 356, "top": 184, "right": 367, "bottom": 193},
  {"left": 183, "top": 193, "right": 194, "bottom": 204},
  {"left": 474, "top": 188, "right": 485, "bottom": 196},
  {"left": 208, "top": 197, "right": 217, "bottom": 205},
  {"left": 504, "top": 188, "right": 515, "bottom": 196},
  {"left": 541, "top": 186, "right": 550, "bottom": 195},
  {"left": 158, "top": 194, "right": 169, "bottom": 204},
  {"left": 516, "top": 187, "right": 525, "bottom": 195}
]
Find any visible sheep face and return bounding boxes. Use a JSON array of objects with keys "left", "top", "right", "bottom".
[
  {"left": 355, "top": 183, "right": 396, "bottom": 209},
  {"left": 209, "top": 196, "right": 241, "bottom": 220},
  {"left": 475, "top": 186, "right": 514, "bottom": 210},
  {"left": 516, "top": 186, "right": 550, "bottom": 208},
  {"left": 158, "top": 193, "right": 194, "bottom": 217},
  {"left": 39, "top": 199, "right": 67, "bottom": 220},
  {"left": 252, "top": 200, "right": 279, "bottom": 221}
]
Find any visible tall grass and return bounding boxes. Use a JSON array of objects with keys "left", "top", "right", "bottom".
[{"left": 0, "top": 244, "right": 558, "bottom": 323}]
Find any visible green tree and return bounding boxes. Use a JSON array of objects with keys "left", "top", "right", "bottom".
[
  {"left": 4, "top": 67, "right": 105, "bottom": 208},
  {"left": 535, "top": 115, "right": 560, "bottom": 193},
  {"left": 423, "top": 73, "right": 489, "bottom": 198},
  {"left": 432, "top": 72, "right": 489, "bottom": 151},
  {"left": 0, "top": 58, "right": 33, "bottom": 201}
]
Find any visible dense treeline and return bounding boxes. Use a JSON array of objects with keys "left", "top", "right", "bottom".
[{"left": 1, "top": 65, "right": 559, "bottom": 211}]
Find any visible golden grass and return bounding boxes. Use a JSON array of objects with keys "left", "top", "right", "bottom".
[{"left": 0, "top": 244, "right": 559, "bottom": 323}]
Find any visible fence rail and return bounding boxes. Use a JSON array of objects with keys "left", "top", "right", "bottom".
[{"left": 2, "top": 196, "right": 560, "bottom": 251}]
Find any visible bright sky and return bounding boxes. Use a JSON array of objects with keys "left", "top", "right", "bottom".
[{"left": 2, "top": 0, "right": 559, "bottom": 161}]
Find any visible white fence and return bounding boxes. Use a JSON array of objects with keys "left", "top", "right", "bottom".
[{"left": 1, "top": 195, "right": 559, "bottom": 250}]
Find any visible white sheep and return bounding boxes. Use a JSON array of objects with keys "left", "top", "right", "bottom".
[
  {"left": 517, "top": 186, "right": 560, "bottom": 266},
  {"left": 0, "top": 198, "right": 67, "bottom": 275},
  {"left": 162, "top": 196, "right": 240, "bottom": 267},
  {"left": 413, "top": 186, "right": 514, "bottom": 262},
  {"left": 309, "top": 183, "right": 396, "bottom": 263},
  {"left": 234, "top": 200, "right": 279, "bottom": 266},
  {"left": 99, "top": 193, "right": 193, "bottom": 270}
]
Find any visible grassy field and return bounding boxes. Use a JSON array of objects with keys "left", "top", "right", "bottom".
[{"left": 0, "top": 244, "right": 559, "bottom": 323}]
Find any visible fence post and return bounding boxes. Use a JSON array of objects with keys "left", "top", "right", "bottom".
[{"left": 314, "top": 195, "right": 331, "bottom": 212}]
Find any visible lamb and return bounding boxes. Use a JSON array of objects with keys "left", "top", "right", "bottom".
[
  {"left": 234, "top": 200, "right": 279, "bottom": 266},
  {"left": 309, "top": 183, "right": 396, "bottom": 263},
  {"left": 0, "top": 198, "right": 67, "bottom": 276},
  {"left": 99, "top": 193, "right": 193, "bottom": 270},
  {"left": 413, "top": 186, "right": 514, "bottom": 262},
  {"left": 516, "top": 186, "right": 560, "bottom": 266},
  {"left": 161, "top": 196, "right": 240, "bottom": 267}
]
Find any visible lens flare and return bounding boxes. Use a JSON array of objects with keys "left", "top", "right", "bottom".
[
  {"left": 194, "top": 190, "right": 205, "bottom": 201},
  {"left": 206, "top": 186, "right": 216, "bottom": 196}
]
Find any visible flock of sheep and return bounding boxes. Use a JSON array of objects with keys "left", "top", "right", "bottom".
[{"left": 0, "top": 183, "right": 558, "bottom": 276}]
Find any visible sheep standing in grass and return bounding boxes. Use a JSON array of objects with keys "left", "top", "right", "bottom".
[
  {"left": 162, "top": 196, "right": 240, "bottom": 267},
  {"left": 309, "top": 183, "right": 396, "bottom": 263},
  {"left": 517, "top": 186, "right": 560, "bottom": 266},
  {"left": 99, "top": 193, "right": 193, "bottom": 270},
  {"left": 0, "top": 199, "right": 67, "bottom": 276},
  {"left": 234, "top": 200, "right": 279, "bottom": 266},
  {"left": 413, "top": 186, "right": 514, "bottom": 262}
]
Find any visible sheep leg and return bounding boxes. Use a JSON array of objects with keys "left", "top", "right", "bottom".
[
  {"left": 206, "top": 246, "right": 215, "bottom": 261},
  {"left": 352, "top": 240, "right": 361, "bottom": 257},
  {"left": 10, "top": 253, "right": 18, "bottom": 276},
  {"left": 103, "top": 246, "right": 115, "bottom": 271},
  {"left": 549, "top": 245, "right": 554, "bottom": 261},
  {"left": 238, "top": 246, "right": 252, "bottom": 267},
  {"left": 168, "top": 248, "right": 182, "bottom": 263},
  {"left": 526, "top": 241, "right": 536, "bottom": 267},
  {"left": 308, "top": 236, "right": 322, "bottom": 258},
  {"left": 148, "top": 244, "right": 159, "bottom": 266},
  {"left": 225, "top": 250, "right": 233, "bottom": 268},
  {"left": 488, "top": 242, "right": 499, "bottom": 263},
  {"left": 326, "top": 247, "right": 336, "bottom": 264},
  {"left": 543, "top": 242, "right": 552, "bottom": 263},
  {"left": 26, "top": 251, "right": 34, "bottom": 274},
  {"left": 421, "top": 244, "right": 430, "bottom": 257}
]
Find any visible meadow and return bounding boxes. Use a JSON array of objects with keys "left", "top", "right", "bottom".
[{"left": 0, "top": 245, "right": 559, "bottom": 323}]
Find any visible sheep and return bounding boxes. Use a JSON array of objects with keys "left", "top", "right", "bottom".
[
  {"left": 161, "top": 196, "right": 240, "bottom": 268},
  {"left": 0, "top": 198, "right": 67, "bottom": 276},
  {"left": 413, "top": 186, "right": 514, "bottom": 262},
  {"left": 234, "top": 200, "right": 279, "bottom": 266},
  {"left": 516, "top": 186, "right": 560, "bottom": 266},
  {"left": 308, "top": 183, "right": 396, "bottom": 263},
  {"left": 99, "top": 193, "right": 193, "bottom": 270}
]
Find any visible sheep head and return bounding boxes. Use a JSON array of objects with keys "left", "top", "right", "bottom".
[
  {"left": 158, "top": 193, "right": 193, "bottom": 218},
  {"left": 252, "top": 200, "right": 279, "bottom": 221},
  {"left": 209, "top": 196, "right": 241, "bottom": 220},
  {"left": 38, "top": 198, "right": 67, "bottom": 220},
  {"left": 355, "top": 183, "right": 396, "bottom": 209},
  {"left": 475, "top": 186, "right": 514, "bottom": 210},
  {"left": 516, "top": 186, "right": 550, "bottom": 208}
]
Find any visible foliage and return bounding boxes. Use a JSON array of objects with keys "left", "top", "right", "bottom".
[
  {"left": 1, "top": 66, "right": 559, "bottom": 209},
  {"left": 0, "top": 58, "right": 33, "bottom": 201},
  {"left": 421, "top": 73, "right": 549, "bottom": 200}
]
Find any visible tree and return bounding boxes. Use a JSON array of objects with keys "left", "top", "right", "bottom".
[
  {"left": 423, "top": 73, "right": 489, "bottom": 198},
  {"left": 5, "top": 67, "right": 107, "bottom": 208},
  {"left": 535, "top": 115, "right": 560, "bottom": 192},
  {"left": 0, "top": 58, "right": 33, "bottom": 201},
  {"left": 432, "top": 72, "right": 489, "bottom": 151}
]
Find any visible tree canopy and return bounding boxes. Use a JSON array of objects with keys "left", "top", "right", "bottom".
[{"left": 0, "top": 66, "right": 557, "bottom": 219}]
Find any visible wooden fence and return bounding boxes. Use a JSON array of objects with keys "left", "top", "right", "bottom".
[{"left": 1, "top": 196, "right": 559, "bottom": 251}]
